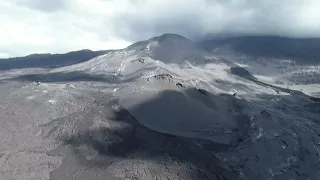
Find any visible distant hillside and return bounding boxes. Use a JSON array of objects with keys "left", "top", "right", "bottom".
[
  {"left": 200, "top": 36, "right": 320, "bottom": 64},
  {"left": 0, "top": 49, "right": 109, "bottom": 70}
]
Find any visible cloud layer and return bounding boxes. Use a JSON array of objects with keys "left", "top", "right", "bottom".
[{"left": 1, "top": 0, "right": 320, "bottom": 57}]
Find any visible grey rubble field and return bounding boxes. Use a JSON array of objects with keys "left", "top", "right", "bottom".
[{"left": 1, "top": 34, "right": 320, "bottom": 180}]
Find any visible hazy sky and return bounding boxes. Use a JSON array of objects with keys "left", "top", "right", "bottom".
[{"left": 1, "top": 0, "right": 320, "bottom": 57}]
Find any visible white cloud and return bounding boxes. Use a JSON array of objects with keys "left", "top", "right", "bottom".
[
  {"left": 0, "top": 0, "right": 130, "bottom": 57},
  {"left": 0, "top": 0, "right": 320, "bottom": 57}
]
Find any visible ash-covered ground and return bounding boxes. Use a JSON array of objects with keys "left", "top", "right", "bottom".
[{"left": 1, "top": 34, "right": 320, "bottom": 180}]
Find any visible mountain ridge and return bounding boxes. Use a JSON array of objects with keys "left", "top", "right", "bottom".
[
  {"left": 3, "top": 34, "right": 320, "bottom": 64},
  {"left": 0, "top": 49, "right": 110, "bottom": 70},
  {"left": 200, "top": 36, "right": 320, "bottom": 63}
]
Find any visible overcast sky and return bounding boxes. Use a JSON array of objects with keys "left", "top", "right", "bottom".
[{"left": 1, "top": 0, "right": 320, "bottom": 57}]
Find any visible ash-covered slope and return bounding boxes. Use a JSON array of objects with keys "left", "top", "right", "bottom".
[
  {"left": 41, "top": 34, "right": 250, "bottom": 145},
  {"left": 200, "top": 36, "right": 320, "bottom": 95},
  {"left": 50, "top": 33, "right": 219, "bottom": 85},
  {"left": 126, "top": 33, "right": 212, "bottom": 64}
]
